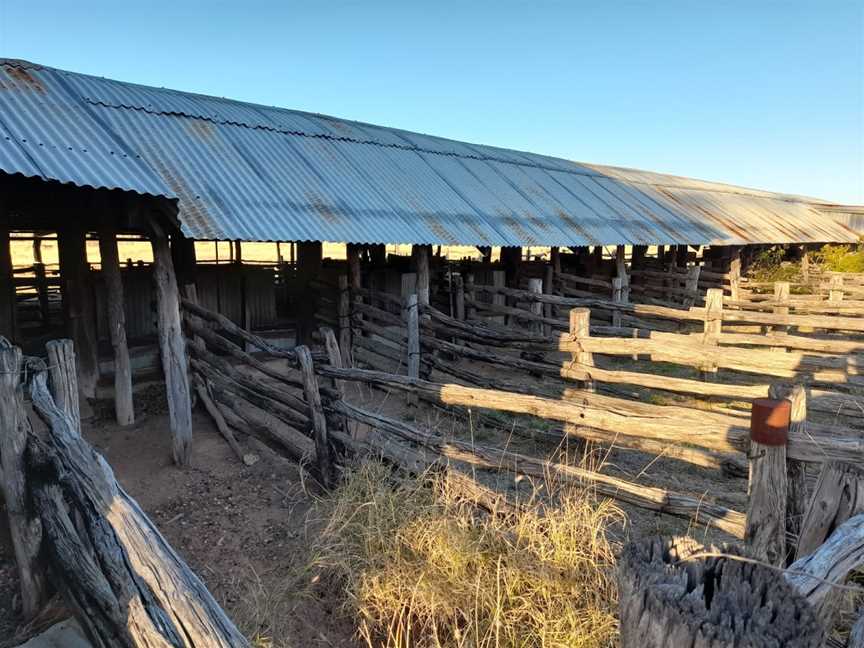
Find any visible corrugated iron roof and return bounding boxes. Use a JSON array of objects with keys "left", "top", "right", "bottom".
[{"left": 0, "top": 58, "right": 856, "bottom": 246}]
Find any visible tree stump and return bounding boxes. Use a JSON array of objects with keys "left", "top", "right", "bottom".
[{"left": 618, "top": 536, "right": 823, "bottom": 648}]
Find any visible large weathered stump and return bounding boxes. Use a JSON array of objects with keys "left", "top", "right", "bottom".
[{"left": 618, "top": 536, "right": 823, "bottom": 648}]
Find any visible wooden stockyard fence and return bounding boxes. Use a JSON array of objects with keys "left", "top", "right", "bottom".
[{"left": 7, "top": 247, "right": 864, "bottom": 644}]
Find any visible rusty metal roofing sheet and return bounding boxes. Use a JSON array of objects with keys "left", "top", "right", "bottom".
[{"left": 0, "top": 58, "right": 856, "bottom": 246}]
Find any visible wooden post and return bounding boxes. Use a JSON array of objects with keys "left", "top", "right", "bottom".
[
  {"left": 569, "top": 308, "right": 594, "bottom": 392},
  {"left": 528, "top": 278, "right": 543, "bottom": 335},
  {"left": 501, "top": 246, "right": 522, "bottom": 288},
  {"left": 347, "top": 242, "right": 363, "bottom": 343},
  {"left": 296, "top": 344, "right": 334, "bottom": 487},
  {"left": 491, "top": 269, "right": 506, "bottom": 324},
  {"left": 682, "top": 265, "right": 701, "bottom": 307},
  {"left": 542, "top": 264, "right": 554, "bottom": 333},
  {"left": 701, "top": 288, "right": 723, "bottom": 380},
  {"left": 612, "top": 277, "right": 625, "bottom": 327},
  {"left": 829, "top": 274, "right": 844, "bottom": 303},
  {"left": 729, "top": 248, "right": 742, "bottom": 300},
  {"left": 675, "top": 244, "right": 689, "bottom": 267},
  {"left": 768, "top": 384, "right": 808, "bottom": 565},
  {"left": 405, "top": 293, "right": 420, "bottom": 406},
  {"left": 413, "top": 244, "right": 431, "bottom": 307},
  {"left": 550, "top": 246, "right": 561, "bottom": 286},
  {"left": 631, "top": 245, "right": 647, "bottom": 268},
  {"left": 454, "top": 274, "right": 466, "bottom": 321},
  {"left": 99, "top": 225, "right": 134, "bottom": 426},
  {"left": 465, "top": 273, "right": 476, "bottom": 320},
  {"left": 46, "top": 339, "right": 81, "bottom": 434},
  {"left": 745, "top": 397, "right": 790, "bottom": 567},
  {"left": 773, "top": 281, "right": 791, "bottom": 341},
  {"left": 0, "top": 343, "right": 46, "bottom": 618},
  {"left": 296, "top": 241, "right": 323, "bottom": 345},
  {"left": 150, "top": 220, "right": 193, "bottom": 466},
  {"left": 0, "top": 225, "right": 14, "bottom": 340},
  {"left": 58, "top": 228, "right": 100, "bottom": 398},
  {"left": 801, "top": 251, "right": 810, "bottom": 285},
  {"left": 337, "top": 274, "right": 352, "bottom": 368}
]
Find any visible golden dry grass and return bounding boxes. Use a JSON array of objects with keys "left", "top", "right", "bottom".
[{"left": 295, "top": 460, "right": 622, "bottom": 648}]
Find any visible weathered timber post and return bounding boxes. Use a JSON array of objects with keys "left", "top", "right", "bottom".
[
  {"left": 611, "top": 277, "right": 625, "bottom": 327},
  {"left": 618, "top": 536, "right": 823, "bottom": 648},
  {"left": 569, "top": 308, "right": 594, "bottom": 392},
  {"left": 0, "top": 342, "right": 46, "bottom": 618},
  {"left": 801, "top": 251, "right": 810, "bottom": 285},
  {"left": 631, "top": 244, "right": 647, "bottom": 269},
  {"left": 772, "top": 280, "right": 791, "bottom": 342},
  {"left": 542, "top": 264, "right": 554, "bottom": 333},
  {"left": 829, "top": 274, "right": 844, "bottom": 304},
  {"left": 464, "top": 273, "right": 476, "bottom": 320},
  {"left": 701, "top": 288, "right": 723, "bottom": 380},
  {"left": 412, "top": 244, "right": 431, "bottom": 308},
  {"left": 57, "top": 227, "right": 100, "bottom": 399},
  {"left": 337, "top": 274, "right": 352, "bottom": 368},
  {"left": 745, "top": 397, "right": 790, "bottom": 566},
  {"left": 768, "top": 383, "right": 808, "bottom": 564},
  {"left": 0, "top": 225, "right": 16, "bottom": 340},
  {"left": 46, "top": 339, "right": 81, "bottom": 434},
  {"left": 296, "top": 241, "right": 323, "bottom": 345},
  {"left": 550, "top": 246, "right": 561, "bottom": 286},
  {"left": 347, "top": 242, "right": 363, "bottom": 354},
  {"left": 491, "top": 269, "right": 506, "bottom": 324},
  {"left": 728, "top": 247, "right": 742, "bottom": 300},
  {"left": 99, "top": 225, "right": 134, "bottom": 425},
  {"left": 405, "top": 293, "right": 420, "bottom": 405},
  {"left": 296, "top": 344, "right": 334, "bottom": 487},
  {"left": 454, "top": 274, "right": 466, "bottom": 321},
  {"left": 150, "top": 220, "right": 193, "bottom": 466},
  {"left": 682, "top": 264, "right": 701, "bottom": 307},
  {"left": 528, "top": 277, "right": 543, "bottom": 335}
]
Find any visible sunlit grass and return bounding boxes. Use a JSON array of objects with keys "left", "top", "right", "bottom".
[{"left": 303, "top": 460, "right": 622, "bottom": 648}]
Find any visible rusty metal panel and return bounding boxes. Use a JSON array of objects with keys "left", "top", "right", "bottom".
[{"left": 0, "top": 58, "right": 857, "bottom": 247}]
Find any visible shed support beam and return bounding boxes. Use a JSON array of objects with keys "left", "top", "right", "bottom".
[
  {"left": 412, "top": 244, "right": 431, "bottom": 307},
  {"left": 0, "top": 225, "right": 14, "bottom": 340},
  {"left": 500, "top": 246, "right": 522, "bottom": 287},
  {"left": 150, "top": 220, "right": 193, "bottom": 466},
  {"left": 296, "top": 241, "right": 322, "bottom": 345},
  {"left": 171, "top": 231, "right": 197, "bottom": 289},
  {"left": 58, "top": 228, "right": 99, "bottom": 399},
  {"left": 99, "top": 225, "right": 134, "bottom": 426}
]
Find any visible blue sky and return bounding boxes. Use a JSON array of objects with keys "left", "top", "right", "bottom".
[{"left": 0, "top": 1, "right": 861, "bottom": 203}]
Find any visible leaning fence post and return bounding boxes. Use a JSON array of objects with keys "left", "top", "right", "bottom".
[
  {"left": 569, "top": 308, "right": 595, "bottom": 392},
  {"left": 543, "top": 263, "right": 555, "bottom": 333},
  {"left": 405, "top": 293, "right": 420, "bottom": 406},
  {"left": 296, "top": 345, "right": 334, "bottom": 487},
  {"left": 465, "top": 273, "right": 476, "bottom": 320},
  {"left": 682, "top": 265, "right": 701, "bottom": 307},
  {"left": 46, "top": 338, "right": 81, "bottom": 434},
  {"left": 746, "top": 397, "right": 790, "bottom": 567},
  {"left": 701, "top": 288, "right": 723, "bottom": 380}
]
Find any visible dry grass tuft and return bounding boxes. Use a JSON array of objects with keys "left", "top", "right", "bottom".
[{"left": 308, "top": 460, "right": 622, "bottom": 648}]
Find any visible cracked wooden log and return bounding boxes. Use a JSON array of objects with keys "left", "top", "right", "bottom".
[
  {"left": 24, "top": 359, "right": 248, "bottom": 647},
  {"left": 618, "top": 536, "right": 823, "bottom": 648},
  {"left": 0, "top": 342, "right": 46, "bottom": 618}
]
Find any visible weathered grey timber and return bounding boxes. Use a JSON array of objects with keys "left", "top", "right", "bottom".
[
  {"left": 618, "top": 536, "right": 823, "bottom": 648},
  {"left": 24, "top": 359, "right": 248, "bottom": 647}
]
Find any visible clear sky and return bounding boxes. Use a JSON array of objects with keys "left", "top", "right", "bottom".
[{"left": 0, "top": 1, "right": 861, "bottom": 203}]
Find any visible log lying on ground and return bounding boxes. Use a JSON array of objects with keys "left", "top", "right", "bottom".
[
  {"left": 25, "top": 361, "right": 248, "bottom": 648},
  {"left": 618, "top": 536, "right": 823, "bottom": 648},
  {"left": 796, "top": 462, "right": 864, "bottom": 559}
]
